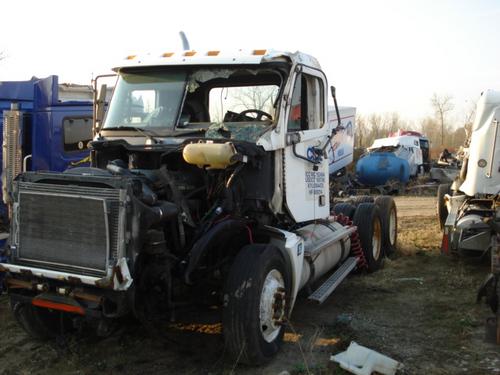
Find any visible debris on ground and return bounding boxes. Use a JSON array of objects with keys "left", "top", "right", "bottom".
[{"left": 331, "top": 341, "right": 403, "bottom": 375}]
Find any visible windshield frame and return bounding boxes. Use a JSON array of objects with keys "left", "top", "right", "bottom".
[
  {"left": 102, "top": 67, "right": 188, "bottom": 135},
  {"left": 101, "top": 63, "right": 289, "bottom": 138}
]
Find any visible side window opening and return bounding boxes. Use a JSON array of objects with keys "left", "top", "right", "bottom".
[
  {"left": 208, "top": 85, "right": 279, "bottom": 123},
  {"left": 63, "top": 117, "right": 93, "bottom": 152},
  {"left": 287, "top": 72, "right": 324, "bottom": 132}
]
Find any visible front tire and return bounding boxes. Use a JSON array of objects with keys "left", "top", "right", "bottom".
[
  {"left": 223, "top": 244, "right": 290, "bottom": 365},
  {"left": 10, "top": 299, "right": 64, "bottom": 340}
]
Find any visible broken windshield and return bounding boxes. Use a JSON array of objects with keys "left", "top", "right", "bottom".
[{"left": 103, "top": 66, "right": 285, "bottom": 141}]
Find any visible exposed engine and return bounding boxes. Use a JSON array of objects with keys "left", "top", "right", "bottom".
[{"left": 7, "top": 137, "right": 279, "bottom": 322}]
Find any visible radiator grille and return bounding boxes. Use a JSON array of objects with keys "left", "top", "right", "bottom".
[
  {"left": 2, "top": 109, "right": 23, "bottom": 205},
  {"left": 15, "top": 182, "right": 123, "bottom": 276}
]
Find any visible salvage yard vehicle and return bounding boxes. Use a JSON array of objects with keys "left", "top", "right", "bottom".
[
  {"left": 437, "top": 89, "right": 500, "bottom": 341},
  {"left": 0, "top": 49, "right": 397, "bottom": 363},
  {"left": 0, "top": 76, "right": 95, "bottom": 214},
  {"left": 0, "top": 76, "right": 95, "bottom": 292},
  {"left": 357, "top": 130, "right": 430, "bottom": 186}
]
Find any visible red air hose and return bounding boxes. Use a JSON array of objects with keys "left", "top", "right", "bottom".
[{"left": 335, "top": 214, "right": 368, "bottom": 269}]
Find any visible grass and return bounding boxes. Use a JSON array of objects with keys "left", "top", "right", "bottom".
[{"left": 396, "top": 216, "right": 442, "bottom": 255}]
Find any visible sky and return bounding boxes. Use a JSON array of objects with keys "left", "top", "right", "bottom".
[{"left": 1, "top": 0, "right": 499, "bottom": 124}]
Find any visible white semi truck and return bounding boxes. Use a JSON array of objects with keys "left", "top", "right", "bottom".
[
  {"left": 0, "top": 49, "right": 397, "bottom": 363},
  {"left": 438, "top": 90, "right": 500, "bottom": 341}
]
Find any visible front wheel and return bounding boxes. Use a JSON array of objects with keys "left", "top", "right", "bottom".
[
  {"left": 223, "top": 244, "right": 290, "bottom": 365},
  {"left": 10, "top": 298, "right": 66, "bottom": 340}
]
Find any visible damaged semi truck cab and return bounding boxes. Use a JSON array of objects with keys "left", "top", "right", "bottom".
[
  {"left": 1, "top": 50, "right": 389, "bottom": 363},
  {"left": 440, "top": 90, "right": 500, "bottom": 255},
  {"left": 439, "top": 90, "right": 500, "bottom": 339}
]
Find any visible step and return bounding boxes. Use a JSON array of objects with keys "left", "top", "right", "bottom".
[{"left": 308, "top": 257, "right": 358, "bottom": 304}]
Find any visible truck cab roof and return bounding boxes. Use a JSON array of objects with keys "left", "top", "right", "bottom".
[{"left": 113, "top": 49, "right": 322, "bottom": 71}]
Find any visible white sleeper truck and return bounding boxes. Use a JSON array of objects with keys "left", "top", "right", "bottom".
[
  {"left": 438, "top": 90, "right": 500, "bottom": 342},
  {"left": 0, "top": 49, "right": 397, "bottom": 363}
]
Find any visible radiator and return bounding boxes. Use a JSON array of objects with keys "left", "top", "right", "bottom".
[{"left": 13, "top": 181, "right": 124, "bottom": 277}]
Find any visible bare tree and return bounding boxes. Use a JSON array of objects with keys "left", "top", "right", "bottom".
[
  {"left": 462, "top": 99, "right": 477, "bottom": 139},
  {"left": 431, "top": 93, "right": 454, "bottom": 146},
  {"left": 232, "top": 86, "right": 277, "bottom": 113},
  {"left": 419, "top": 116, "right": 440, "bottom": 156},
  {"left": 355, "top": 115, "right": 366, "bottom": 148},
  {"left": 368, "top": 113, "right": 383, "bottom": 144}
]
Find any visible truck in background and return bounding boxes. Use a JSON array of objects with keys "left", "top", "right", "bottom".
[
  {"left": 437, "top": 89, "right": 500, "bottom": 343},
  {"left": 0, "top": 75, "right": 95, "bottom": 220},
  {"left": 355, "top": 130, "right": 430, "bottom": 190},
  {"left": 0, "top": 76, "right": 96, "bottom": 289}
]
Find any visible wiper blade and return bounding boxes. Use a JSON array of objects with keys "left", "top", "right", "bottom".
[
  {"left": 103, "top": 126, "right": 162, "bottom": 143},
  {"left": 104, "top": 126, "right": 160, "bottom": 135},
  {"left": 103, "top": 126, "right": 204, "bottom": 139},
  {"left": 170, "top": 129, "right": 206, "bottom": 137}
]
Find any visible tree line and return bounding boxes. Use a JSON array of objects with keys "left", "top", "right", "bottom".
[{"left": 355, "top": 94, "right": 474, "bottom": 156}]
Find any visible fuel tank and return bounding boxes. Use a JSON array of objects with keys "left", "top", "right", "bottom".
[{"left": 296, "top": 221, "right": 353, "bottom": 289}]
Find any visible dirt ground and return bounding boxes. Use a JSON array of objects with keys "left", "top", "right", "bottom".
[{"left": 1, "top": 196, "right": 499, "bottom": 375}]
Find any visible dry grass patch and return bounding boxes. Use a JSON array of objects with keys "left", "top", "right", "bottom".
[{"left": 397, "top": 215, "right": 442, "bottom": 255}]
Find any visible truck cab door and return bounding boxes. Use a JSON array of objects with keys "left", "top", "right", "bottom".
[{"left": 283, "top": 66, "right": 330, "bottom": 222}]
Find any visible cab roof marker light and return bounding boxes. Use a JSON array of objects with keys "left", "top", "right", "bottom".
[
  {"left": 162, "top": 52, "right": 174, "bottom": 58},
  {"left": 207, "top": 50, "right": 220, "bottom": 56},
  {"left": 126, "top": 55, "right": 136, "bottom": 60},
  {"left": 184, "top": 51, "right": 197, "bottom": 57},
  {"left": 253, "top": 49, "right": 267, "bottom": 56}
]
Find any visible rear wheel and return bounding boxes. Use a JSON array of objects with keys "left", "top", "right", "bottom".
[
  {"left": 352, "top": 195, "right": 374, "bottom": 206},
  {"left": 437, "top": 183, "right": 451, "bottom": 230},
  {"left": 10, "top": 298, "right": 64, "bottom": 340},
  {"left": 374, "top": 196, "right": 398, "bottom": 255},
  {"left": 353, "top": 203, "right": 384, "bottom": 272},
  {"left": 223, "top": 244, "right": 290, "bottom": 365},
  {"left": 332, "top": 203, "right": 356, "bottom": 219}
]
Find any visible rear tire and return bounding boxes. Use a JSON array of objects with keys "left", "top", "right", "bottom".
[
  {"left": 352, "top": 195, "right": 374, "bottom": 206},
  {"left": 332, "top": 203, "right": 356, "bottom": 219},
  {"left": 353, "top": 203, "right": 384, "bottom": 272},
  {"left": 223, "top": 244, "right": 290, "bottom": 365},
  {"left": 10, "top": 299, "right": 63, "bottom": 340},
  {"left": 374, "top": 196, "right": 398, "bottom": 255},
  {"left": 437, "top": 183, "right": 451, "bottom": 230}
]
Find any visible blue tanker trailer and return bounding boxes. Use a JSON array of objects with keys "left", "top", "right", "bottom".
[{"left": 356, "top": 130, "right": 430, "bottom": 188}]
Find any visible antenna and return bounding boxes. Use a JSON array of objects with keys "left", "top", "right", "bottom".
[{"left": 179, "top": 31, "right": 190, "bottom": 50}]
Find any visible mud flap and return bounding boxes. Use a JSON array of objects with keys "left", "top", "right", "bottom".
[{"left": 440, "top": 233, "right": 450, "bottom": 254}]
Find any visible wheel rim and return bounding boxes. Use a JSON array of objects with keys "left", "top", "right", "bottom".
[
  {"left": 259, "top": 269, "right": 285, "bottom": 343},
  {"left": 389, "top": 207, "right": 397, "bottom": 246},
  {"left": 372, "top": 217, "right": 382, "bottom": 260}
]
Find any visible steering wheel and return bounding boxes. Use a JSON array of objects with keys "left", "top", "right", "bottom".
[{"left": 237, "top": 109, "right": 273, "bottom": 121}]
